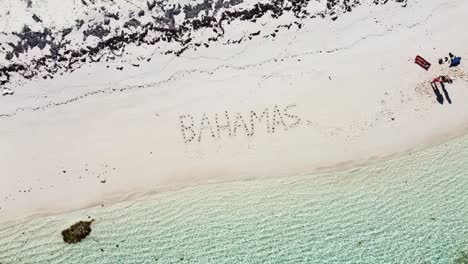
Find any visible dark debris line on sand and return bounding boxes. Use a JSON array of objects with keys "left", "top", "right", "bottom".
[
  {"left": 0, "top": 0, "right": 408, "bottom": 93},
  {"left": 61, "top": 219, "right": 95, "bottom": 244}
]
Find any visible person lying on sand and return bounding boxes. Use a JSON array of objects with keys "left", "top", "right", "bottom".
[{"left": 432, "top": 75, "right": 453, "bottom": 84}]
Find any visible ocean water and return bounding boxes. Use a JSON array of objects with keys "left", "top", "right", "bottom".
[{"left": 0, "top": 136, "right": 467, "bottom": 264}]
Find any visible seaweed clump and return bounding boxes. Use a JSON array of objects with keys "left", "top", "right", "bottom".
[
  {"left": 455, "top": 250, "right": 468, "bottom": 264},
  {"left": 61, "top": 219, "right": 95, "bottom": 244}
]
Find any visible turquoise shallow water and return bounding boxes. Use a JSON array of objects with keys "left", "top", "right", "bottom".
[{"left": 1, "top": 136, "right": 467, "bottom": 264}]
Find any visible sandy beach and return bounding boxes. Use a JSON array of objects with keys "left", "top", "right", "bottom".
[{"left": 1, "top": 0, "right": 468, "bottom": 229}]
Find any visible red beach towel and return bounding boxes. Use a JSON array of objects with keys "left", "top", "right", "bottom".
[{"left": 415, "top": 55, "right": 431, "bottom": 71}]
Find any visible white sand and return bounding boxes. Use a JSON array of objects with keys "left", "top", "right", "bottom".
[{"left": 1, "top": 0, "right": 468, "bottom": 228}]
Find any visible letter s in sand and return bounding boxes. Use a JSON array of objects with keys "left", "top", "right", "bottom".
[{"left": 283, "top": 104, "right": 301, "bottom": 128}]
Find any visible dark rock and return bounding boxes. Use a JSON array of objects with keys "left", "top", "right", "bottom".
[
  {"left": 62, "top": 28, "right": 73, "bottom": 37},
  {"left": 83, "top": 24, "right": 110, "bottom": 39},
  {"left": 147, "top": 0, "right": 156, "bottom": 11},
  {"left": 61, "top": 220, "right": 94, "bottom": 244},
  {"left": 123, "top": 18, "right": 141, "bottom": 28},
  {"left": 105, "top": 12, "right": 120, "bottom": 20},
  {"left": 5, "top": 52, "right": 13, "bottom": 61},
  {"left": 75, "top": 19, "right": 85, "bottom": 29},
  {"left": 32, "top": 14, "right": 42, "bottom": 23}
]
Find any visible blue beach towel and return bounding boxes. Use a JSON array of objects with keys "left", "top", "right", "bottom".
[{"left": 450, "top": 56, "right": 461, "bottom": 67}]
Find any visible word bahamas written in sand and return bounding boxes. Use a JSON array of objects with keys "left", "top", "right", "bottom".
[{"left": 179, "top": 104, "right": 302, "bottom": 143}]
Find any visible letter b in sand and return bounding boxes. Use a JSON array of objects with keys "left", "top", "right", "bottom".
[{"left": 179, "top": 114, "right": 196, "bottom": 143}]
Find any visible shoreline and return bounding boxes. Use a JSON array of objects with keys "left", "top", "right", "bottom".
[{"left": 2, "top": 125, "right": 468, "bottom": 231}]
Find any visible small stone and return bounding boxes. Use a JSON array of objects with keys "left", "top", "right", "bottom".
[{"left": 32, "top": 14, "right": 42, "bottom": 23}]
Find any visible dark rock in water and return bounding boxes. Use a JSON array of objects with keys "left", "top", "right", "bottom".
[{"left": 61, "top": 219, "right": 94, "bottom": 244}]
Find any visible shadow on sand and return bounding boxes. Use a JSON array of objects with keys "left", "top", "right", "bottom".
[
  {"left": 431, "top": 82, "right": 444, "bottom": 104},
  {"left": 440, "top": 82, "right": 452, "bottom": 104}
]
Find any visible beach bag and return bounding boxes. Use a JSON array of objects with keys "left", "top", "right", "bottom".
[{"left": 450, "top": 57, "right": 461, "bottom": 67}]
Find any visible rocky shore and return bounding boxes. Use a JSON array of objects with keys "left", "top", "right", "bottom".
[{"left": 0, "top": 0, "right": 408, "bottom": 95}]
